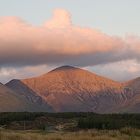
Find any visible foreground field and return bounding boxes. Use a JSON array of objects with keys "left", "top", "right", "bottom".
[
  {"left": 0, "top": 128, "right": 140, "bottom": 140},
  {"left": 0, "top": 113, "right": 140, "bottom": 140}
]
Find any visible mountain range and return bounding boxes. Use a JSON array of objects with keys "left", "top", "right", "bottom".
[{"left": 0, "top": 65, "right": 140, "bottom": 113}]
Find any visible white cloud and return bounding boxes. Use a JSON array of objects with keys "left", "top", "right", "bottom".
[{"left": 0, "top": 9, "right": 139, "bottom": 68}]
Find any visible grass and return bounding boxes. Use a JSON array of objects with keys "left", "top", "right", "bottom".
[{"left": 0, "top": 128, "right": 140, "bottom": 140}]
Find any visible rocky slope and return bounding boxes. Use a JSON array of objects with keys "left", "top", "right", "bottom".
[
  {"left": 0, "top": 82, "right": 53, "bottom": 112},
  {"left": 15, "top": 66, "right": 134, "bottom": 113},
  {"left": 6, "top": 79, "right": 53, "bottom": 112},
  {"left": 4, "top": 66, "right": 140, "bottom": 113},
  {"left": 118, "top": 77, "right": 140, "bottom": 113},
  {"left": 0, "top": 82, "right": 30, "bottom": 112},
  {"left": 0, "top": 83, "right": 24, "bottom": 112}
]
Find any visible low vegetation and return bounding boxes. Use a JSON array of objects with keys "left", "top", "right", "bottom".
[
  {"left": 78, "top": 114, "right": 140, "bottom": 129},
  {"left": 0, "top": 112, "right": 140, "bottom": 140},
  {"left": 1, "top": 112, "right": 140, "bottom": 130}
]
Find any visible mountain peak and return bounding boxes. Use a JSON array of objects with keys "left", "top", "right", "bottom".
[{"left": 50, "top": 65, "right": 79, "bottom": 72}]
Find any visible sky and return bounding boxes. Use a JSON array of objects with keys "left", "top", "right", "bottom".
[{"left": 0, "top": 0, "right": 140, "bottom": 83}]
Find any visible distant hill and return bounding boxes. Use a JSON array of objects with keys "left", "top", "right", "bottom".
[
  {"left": 0, "top": 82, "right": 29, "bottom": 112},
  {"left": 1, "top": 81, "right": 53, "bottom": 112}
]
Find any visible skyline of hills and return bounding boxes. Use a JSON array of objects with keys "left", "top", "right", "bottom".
[{"left": 0, "top": 65, "right": 139, "bottom": 113}]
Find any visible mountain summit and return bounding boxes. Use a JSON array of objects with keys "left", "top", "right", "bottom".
[{"left": 50, "top": 65, "right": 78, "bottom": 71}]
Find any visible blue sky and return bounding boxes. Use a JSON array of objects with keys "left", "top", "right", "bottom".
[{"left": 0, "top": 0, "right": 140, "bottom": 36}]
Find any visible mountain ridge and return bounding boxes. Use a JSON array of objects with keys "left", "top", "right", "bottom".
[{"left": 4, "top": 65, "right": 140, "bottom": 113}]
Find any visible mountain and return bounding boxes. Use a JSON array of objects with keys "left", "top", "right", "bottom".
[
  {"left": 0, "top": 81, "right": 53, "bottom": 112},
  {"left": 0, "top": 82, "right": 30, "bottom": 112},
  {"left": 5, "top": 66, "right": 140, "bottom": 113},
  {"left": 0, "top": 83, "right": 21, "bottom": 112},
  {"left": 118, "top": 77, "right": 140, "bottom": 113},
  {"left": 5, "top": 80, "right": 53, "bottom": 112}
]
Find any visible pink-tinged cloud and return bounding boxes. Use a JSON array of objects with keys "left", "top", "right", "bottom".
[
  {"left": 45, "top": 9, "right": 72, "bottom": 28},
  {"left": 0, "top": 9, "right": 139, "bottom": 68}
]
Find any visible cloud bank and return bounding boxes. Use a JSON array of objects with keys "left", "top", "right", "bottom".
[{"left": 0, "top": 9, "right": 140, "bottom": 68}]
